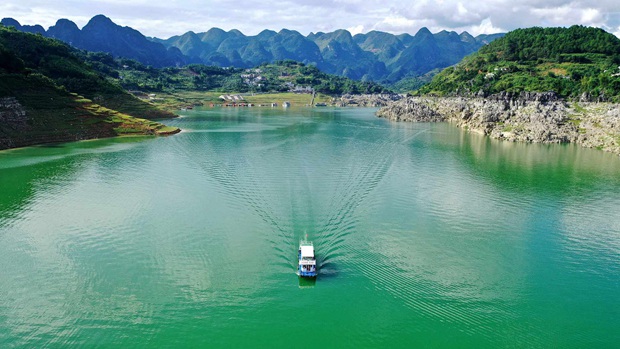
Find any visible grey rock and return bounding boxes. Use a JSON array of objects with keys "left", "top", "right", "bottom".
[
  {"left": 337, "top": 94, "right": 402, "bottom": 107},
  {"left": 376, "top": 92, "right": 620, "bottom": 155},
  {"left": 0, "top": 97, "right": 28, "bottom": 129}
]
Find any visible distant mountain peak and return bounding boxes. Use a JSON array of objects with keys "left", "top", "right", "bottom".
[
  {"left": 1, "top": 17, "right": 45, "bottom": 35},
  {"left": 415, "top": 27, "right": 433, "bottom": 37},
  {"left": 47, "top": 18, "right": 81, "bottom": 43},
  {"left": 334, "top": 29, "right": 353, "bottom": 40},
  {"left": 257, "top": 29, "right": 277, "bottom": 39},
  {"left": 205, "top": 27, "right": 226, "bottom": 34},
  {"left": 1, "top": 17, "right": 21, "bottom": 27},
  {"left": 278, "top": 28, "right": 301, "bottom": 35},
  {"left": 54, "top": 18, "right": 79, "bottom": 28},
  {"left": 459, "top": 31, "right": 476, "bottom": 43},
  {"left": 3, "top": 14, "right": 505, "bottom": 85},
  {"left": 228, "top": 29, "right": 244, "bottom": 36},
  {"left": 88, "top": 14, "right": 114, "bottom": 26}
]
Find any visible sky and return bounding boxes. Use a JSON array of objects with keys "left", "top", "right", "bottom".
[{"left": 2, "top": 0, "right": 620, "bottom": 39}]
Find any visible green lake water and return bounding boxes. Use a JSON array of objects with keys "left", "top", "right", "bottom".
[{"left": 1, "top": 107, "right": 619, "bottom": 348}]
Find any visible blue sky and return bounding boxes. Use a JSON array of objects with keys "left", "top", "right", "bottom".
[{"left": 2, "top": 0, "right": 620, "bottom": 38}]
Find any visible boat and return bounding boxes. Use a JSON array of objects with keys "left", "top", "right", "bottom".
[
  {"left": 298, "top": 238, "right": 317, "bottom": 278},
  {"left": 315, "top": 102, "right": 327, "bottom": 107},
  {"left": 283, "top": 101, "right": 291, "bottom": 108}
]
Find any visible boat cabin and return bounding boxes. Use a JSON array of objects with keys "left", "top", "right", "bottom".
[{"left": 298, "top": 241, "right": 317, "bottom": 277}]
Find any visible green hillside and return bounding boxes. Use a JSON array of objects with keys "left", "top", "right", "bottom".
[
  {"left": 0, "top": 25, "right": 178, "bottom": 150},
  {"left": 0, "top": 25, "right": 175, "bottom": 119},
  {"left": 81, "top": 53, "right": 390, "bottom": 96},
  {"left": 4, "top": 15, "right": 505, "bottom": 89},
  {"left": 418, "top": 26, "right": 620, "bottom": 101}
]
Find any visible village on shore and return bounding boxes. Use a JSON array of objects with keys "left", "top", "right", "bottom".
[{"left": 143, "top": 92, "right": 406, "bottom": 110}]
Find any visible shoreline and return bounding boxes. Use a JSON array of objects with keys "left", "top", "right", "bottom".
[
  {"left": 0, "top": 128, "right": 182, "bottom": 153},
  {"left": 376, "top": 93, "right": 620, "bottom": 156},
  {"left": 147, "top": 91, "right": 403, "bottom": 111}
]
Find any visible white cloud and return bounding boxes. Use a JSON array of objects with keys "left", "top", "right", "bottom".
[
  {"left": 1, "top": 0, "right": 619, "bottom": 38},
  {"left": 581, "top": 8, "right": 603, "bottom": 24},
  {"left": 469, "top": 18, "right": 505, "bottom": 36},
  {"left": 380, "top": 16, "right": 417, "bottom": 29},
  {"left": 347, "top": 25, "right": 365, "bottom": 35}
]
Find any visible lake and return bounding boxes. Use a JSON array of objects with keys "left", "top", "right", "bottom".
[{"left": 1, "top": 107, "right": 619, "bottom": 348}]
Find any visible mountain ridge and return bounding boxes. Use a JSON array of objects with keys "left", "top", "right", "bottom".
[
  {"left": 417, "top": 25, "right": 620, "bottom": 101},
  {"left": 0, "top": 25, "right": 178, "bottom": 150},
  {"left": 2, "top": 15, "right": 503, "bottom": 84}
]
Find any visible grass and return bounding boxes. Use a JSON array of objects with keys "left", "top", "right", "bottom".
[
  {"left": 537, "top": 63, "right": 569, "bottom": 77},
  {"left": 569, "top": 119, "right": 582, "bottom": 126},
  {"left": 155, "top": 126, "right": 181, "bottom": 135},
  {"left": 96, "top": 92, "right": 176, "bottom": 120},
  {"left": 244, "top": 92, "right": 332, "bottom": 106},
  {"left": 0, "top": 73, "right": 179, "bottom": 149},
  {"left": 149, "top": 91, "right": 335, "bottom": 111},
  {"left": 571, "top": 103, "right": 587, "bottom": 113},
  {"left": 82, "top": 102, "right": 178, "bottom": 136}
]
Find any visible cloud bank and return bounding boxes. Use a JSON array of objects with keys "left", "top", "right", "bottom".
[{"left": 1, "top": 0, "right": 619, "bottom": 38}]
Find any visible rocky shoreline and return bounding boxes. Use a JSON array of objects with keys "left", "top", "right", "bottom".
[
  {"left": 0, "top": 96, "right": 180, "bottom": 150},
  {"left": 376, "top": 92, "right": 620, "bottom": 155},
  {"left": 335, "top": 94, "right": 403, "bottom": 107}
]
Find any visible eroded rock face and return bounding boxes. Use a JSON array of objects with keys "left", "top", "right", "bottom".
[
  {"left": 337, "top": 94, "right": 402, "bottom": 107},
  {"left": 0, "top": 97, "right": 28, "bottom": 129},
  {"left": 375, "top": 97, "right": 444, "bottom": 122},
  {"left": 376, "top": 92, "right": 620, "bottom": 155}
]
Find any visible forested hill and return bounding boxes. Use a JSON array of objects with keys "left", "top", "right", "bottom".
[
  {"left": 1, "top": 15, "right": 503, "bottom": 86},
  {"left": 418, "top": 26, "right": 620, "bottom": 101},
  {"left": 156, "top": 27, "right": 502, "bottom": 83},
  {"left": 0, "top": 25, "right": 177, "bottom": 150},
  {"left": 82, "top": 55, "right": 390, "bottom": 96}
]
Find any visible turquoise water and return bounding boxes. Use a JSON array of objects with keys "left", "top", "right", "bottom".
[{"left": 1, "top": 107, "right": 619, "bottom": 348}]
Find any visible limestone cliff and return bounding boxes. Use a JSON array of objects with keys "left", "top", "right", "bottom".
[
  {"left": 335, "top": 94, "right": 402, "bottom": 107},
  {"left": 376, "top": 92, "right": 620, "bottom": 155}
]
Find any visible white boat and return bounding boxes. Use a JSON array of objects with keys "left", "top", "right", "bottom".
[
  {"left": 283, "top": 101, "right": 291, "bottom": 108},
  {"left": 298, "top": 239, "right": 317, "bottom": 278}
]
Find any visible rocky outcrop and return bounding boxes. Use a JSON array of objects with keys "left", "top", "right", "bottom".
[
  {"left": 0, "top": 97, "right": 28, "bottom": 129},
  {"left": 336, "top": 94, "right": 403, "bottom": 107},
  {"left": 374, "top": 96, "right": 444, "bottom": 121},
  {"left": 376, "top": 92, "right": 620, "bottom": 155}
]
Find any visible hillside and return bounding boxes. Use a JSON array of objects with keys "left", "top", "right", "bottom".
[
  {"left": 378, "top": 26, "right": 620, "bottom": 155},
  {"left": 0, "top": 25, "right": 178, "bottom": 150},
  {"left": 2, "top": 15, "right": 189, "bottom": 68},
  {"left": 81, "top": 54, "right": 389, "bottom": 97},
  {"left": 417, "top": 26, "right": 620, "bottom": 101},
  {"left": 161, "top": 26, "right": 501, "bottom": 84},
  {"left": 2, "top": 16, "right": 503, "bottom": 87}
]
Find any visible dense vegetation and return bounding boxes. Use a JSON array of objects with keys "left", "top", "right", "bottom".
[
  {"left": 158, "top": 26, "right": 502, "bottom": 84},
  {"left": 80, "top": 53, "right": 391, "bottom": 95},
  {"left": 418, "top": 26, "right": 620, "bottom": 101},
  {"left": 0, "top": 25, "right": 174, "bottom": 119},
  {"left": 3, "top": 15, "right": 502, "bottom": 85},
  {"left": 0, "top": 25, "right": 177, "bottom": 149}
]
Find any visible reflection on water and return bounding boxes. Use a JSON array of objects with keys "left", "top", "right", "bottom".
[{"left": 0, "top": 107, "right": 619, "bottom": 348}]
